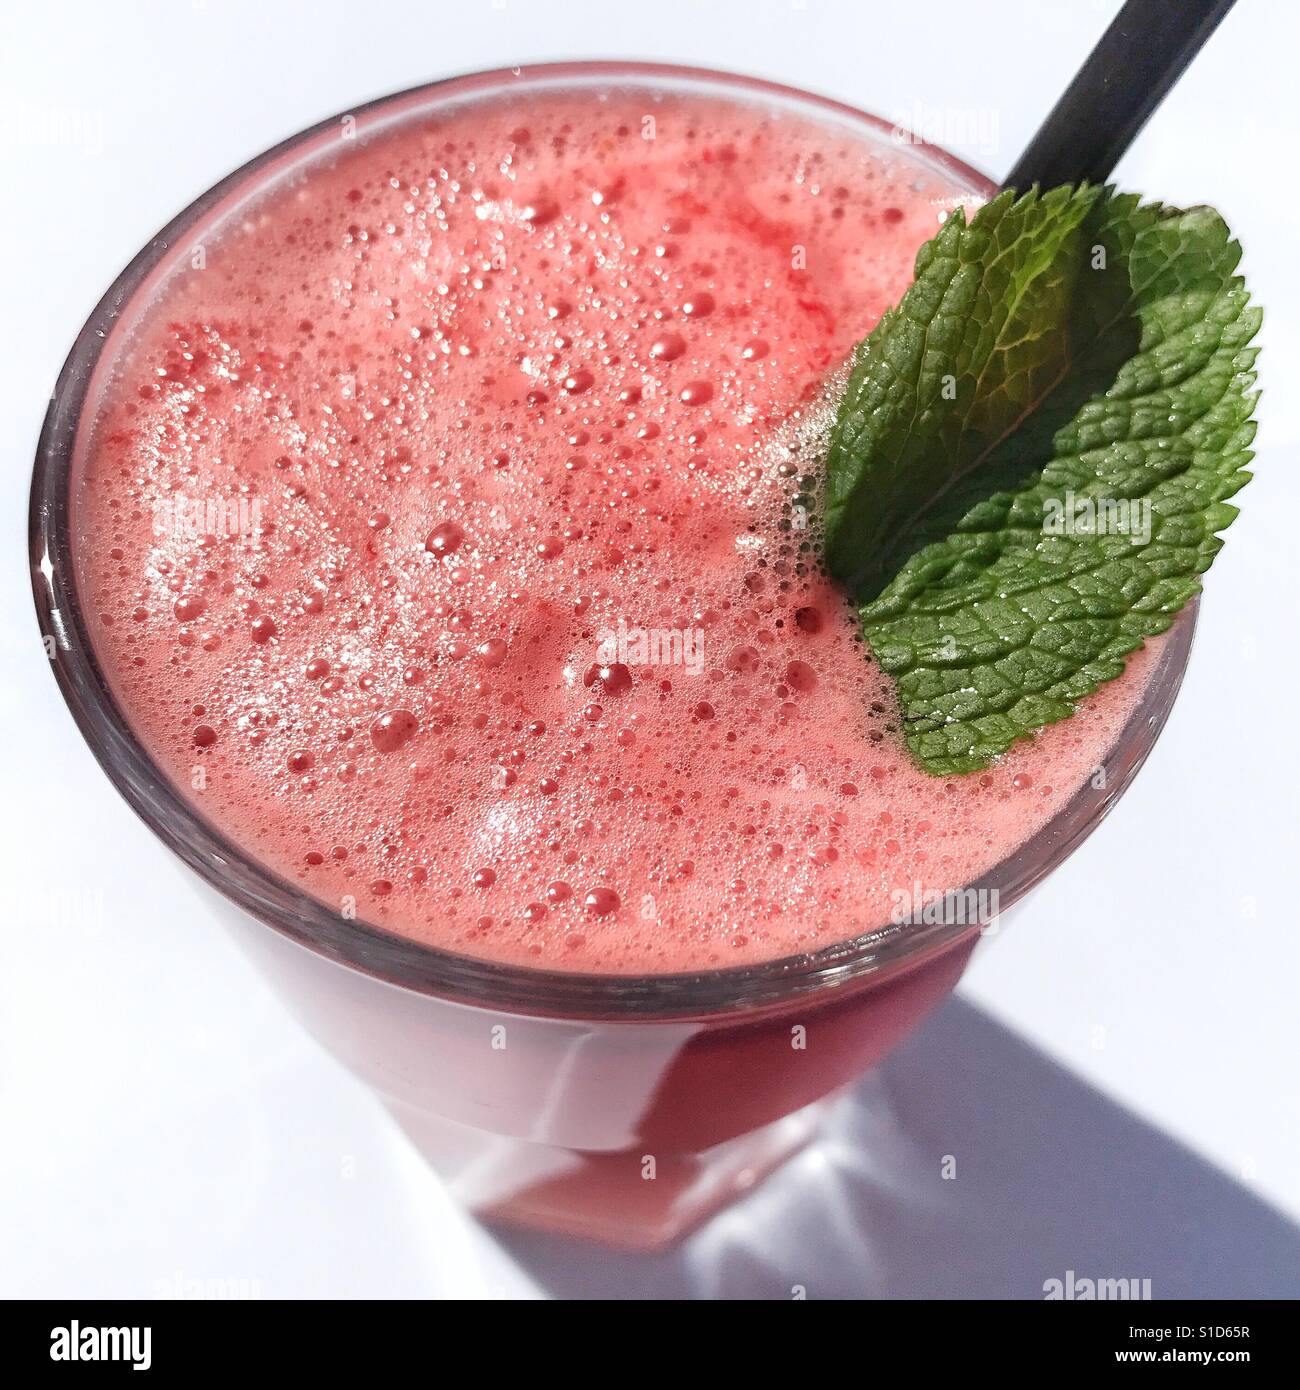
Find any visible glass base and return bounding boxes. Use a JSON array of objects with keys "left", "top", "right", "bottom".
[{"left": 387, "top": 1100, "right": 829, "bottom": 1251}]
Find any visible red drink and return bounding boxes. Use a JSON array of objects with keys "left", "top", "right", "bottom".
[{"left": 39, "top": 66, "right": 1189, "bottom": 1247}]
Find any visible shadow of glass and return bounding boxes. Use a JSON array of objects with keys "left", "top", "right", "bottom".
[{"left": 490, "top": 998, "right": 1300, "bottom": 1299}]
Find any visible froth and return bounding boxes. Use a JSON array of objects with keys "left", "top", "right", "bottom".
[{"left": 75, "top": 89, "right": 1160, "bottom": 972}]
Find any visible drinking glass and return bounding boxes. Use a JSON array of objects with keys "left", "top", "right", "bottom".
[{"left": 29, "top": 62, "right": 1196, "bottom": 1250}]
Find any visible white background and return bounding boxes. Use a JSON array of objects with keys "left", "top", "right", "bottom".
[{"left": 2, "top": 0, "right": 1297, "bottom": 1298}]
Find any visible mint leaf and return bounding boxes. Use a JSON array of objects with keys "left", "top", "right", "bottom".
[{"left": 823, "top": 187, "right": 1260, "bottom": 775}]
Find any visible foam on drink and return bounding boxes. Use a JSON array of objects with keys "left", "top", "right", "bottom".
[{"left": 75, "top": 90, "right": 1162, "bottom": 971}]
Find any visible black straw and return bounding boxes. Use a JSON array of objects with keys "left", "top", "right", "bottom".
[{"left": 1004, "top": 0, "right": 1237, "bottom": 190}]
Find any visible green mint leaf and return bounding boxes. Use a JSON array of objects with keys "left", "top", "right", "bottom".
[{"left": 823, "top": 187, "right": 1260, "bottom": 775}]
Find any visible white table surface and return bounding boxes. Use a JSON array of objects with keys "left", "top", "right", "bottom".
[{"left": 3, "top": 0, "right": 1297, "bottom": 1298}]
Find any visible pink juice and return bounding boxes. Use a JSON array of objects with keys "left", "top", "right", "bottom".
[
  {"left": 58, "top": 71, "right": 1186, "bottom": 1246},
  {"left": 76, "top": 87, "right": 1161, "bottom": 977}
]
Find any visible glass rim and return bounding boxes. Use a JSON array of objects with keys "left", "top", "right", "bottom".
[{"left": 28, "top": 60, "right": 1197, "bottom": 1021}]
